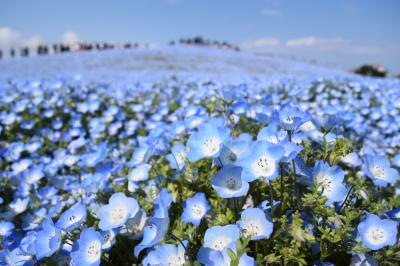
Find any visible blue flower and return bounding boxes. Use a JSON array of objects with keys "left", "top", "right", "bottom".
[
  {"left": 55, "top": 202, "right": 87, "bottom": 231},
  {"left": 128, "top": 163, "right": 152, "bottom": 182},
  {"left": 186, "top": 120, "right": 230, "bottom": 162},
  {"left": 142, "top": 243, "right": 187, "bottom": 266},
  {"left": 273, "top": 104, "right": 310, "bottom": 131},
  {"left": 364, "top": 155, "right": 398, "bottom": 186},
  {"left": 312, "top": 161, "right": 347, "bottom": 206},
  {"left": 96, "top": 192, "right": 140, "bottom": 231},
  {"left": 211, "top": 165, "right": 249, "bottom": 198},
  {"left": 34, "top": 218, "right": 61, "bottom": 260},
  {"left": 70, "top": 227, "right": 103, "bottom": 266},
  {"left": 393, "top": 153, "right": 400, "bottom": 168},
  {"left": 357, "top": 212, "right": 398, "bottom": 250},
  {"left": 0, "top": 221, "right": 14, "bottom": 238},
  {"left": 166, "top": 143, "right": 187, "bottom": 171},
  {"left": 386, "top": 207, "right": 400, "bottom": 221},
  {"left": 134, "top": 189, "right": 173, "bottom": 257},
  {"left": 340, "top": 152, "right": 362, "bottom": 168},
  {"left": 219, "top": 133, "right": 252, "bottom": 166},
  {"left": 203, "top": 224, "right": 240, "bottom": 251},
  {"left": 236, "top": 141, "right": 284, "bottom": 182},
  {"left": 127, "top": 144, "right": 152, "bottom": 167},
  {"left": 350, "top": 253, "right": 378, "bottom": 266},
  {"left": 181, "top": 192, "right": 211, "bottom": 226},
  {"left": 198, "top": 242, "right": 255, "bottom": 266},
  {"left": 100, "top": 230, "right": 117, "bottom": 251},
  {"left": 79, "top": 142, "right": 108, "bottom": 168},
  {"left": 238, "top": 208, "right": 273, "bottom": 240}
]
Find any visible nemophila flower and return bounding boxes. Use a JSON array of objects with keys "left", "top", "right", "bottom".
[
  {"left": 291, "top": 157, "right": 313, "bottom": 185},
  {"left": 34, "top": 218, "right": 61, "bottom": 260},
  {"left": 96, "top": 192, "right": 140, "bottom": 231},
  {"left": 55, "top": 202, "right": 87, "bottom": 231},
  {"left": 219, "top": 133, "right": 252, "bottom": 166},
  {"left": 393, "top": 153, "right": 400, "bottom": 168},
  {"left": 79, "top": 142, "right": 108, "bottom": 168},
  {"left": 350, "top": 253, "right": 378, "bottom": 266},
  {"left": 128, "top": 163, "right": 152, "bottom": 182},
  {"left": 340, "top": 152, "right": 362, "bottom": 168},
  {"left": 3, "top": 247, "right": 34, "bottom": 266},
  {"left": 20, "top": 231, "right": 37, "bottom": 255},
  {"left": 10, "top": 197, "right": 30, "bottom": 215},
  {"left": 386, "top": 207, "right": 400, "bottom": 221},
  {"left": 357, "top": 212, "right": 398, "bottom": 250},
  {"left": 12, "top": 158, "right": 32, "bottom": 176},
  {"left": 166, "top": 143, "right": 187, "bottom": 171},
  {"left": 22, "top": 166, "right": 44, "bottom": 185},
  {"left": 142, "top": 243, "right": 187, "bottom": 266},
  {"left": 238, "top": 208, "right": 273, "bottom": 240},
  {"left": 127, "top": 144, "right": 152, "bottom": 167},
  {"left": 186, "top": 119, "right": 230, "bottom": 162},
  {"left": 203, "top": 224, "right": 240, "bottom": 251},
  {"left": 101, "top": 230, "right": 117, "bottom": 251},
  {"left": 198, "top": 242, "right": 255, "bottom": 266},
  {"left": 363, "top": 155, "right": 398, "bottom": 186},
  {"left": 134, "top": 189, "right": 172, "bottom": 257},
  {"left": 279, "top": 139, "right": 303, "bottom": 162},
  {"left": 70, "top": 227, "right": 103, "bottom": 266},
  {"left": 0, "top": 221, "right": 14, "bottom": 237},
  {"left": 312, "top": 160, "right": 347, "bottom": 206},
  {"left": 181, "top": 192, "right": 211, "bottom": 226},
  {"left": 236, "top": 141, "right": 284, "bottom": 182},
  {"left": 211, "top": 165, "right": 249, "bottom": 198},
  {"left": 273, "top": 104, "right": 310, "bottom": 131},
  {"left": 121, "top": 209, "right": 147, "bottom": 240}
]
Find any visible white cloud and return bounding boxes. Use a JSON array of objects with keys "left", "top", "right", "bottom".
[
  {"left": 261, "top": 8, "right": 281, "bottom": 17},
  {"left": 61, "top": 31, "right": 80, "bottom": 45},
  {"left": 241, "top": 37, "right": 280, "bottom": 49},
  {"left": 286, "top": 36, "right": 317, "bottom": 47},
  {"left": 0, "top": 26, "right": 47, "bottom": 51},
  {"left": 0, "top": 27, "right": 22, "bottom": 49},
  {"left": 23, "top": 35, "right": 46, "bottom": 49},
  {"left": 285, "top": 36, "right": 344, "bottom": 47},
  {"left": 242, "top": 36, "right": 381, "bottom": 56}
]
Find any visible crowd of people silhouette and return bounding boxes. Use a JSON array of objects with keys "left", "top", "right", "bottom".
[
  {"left": 169, "top": 36, "right": 240, "bottom": 51},
  {"left": 0, "top": 37, "right": 239, "bottom": 60},
  {"left": 0, "top": 42, "right": 146, "bottom": 59}
]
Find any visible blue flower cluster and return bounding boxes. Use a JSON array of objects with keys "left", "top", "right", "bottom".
[{"left": 0, "top": 75, "right": 399, "bottom": 265}]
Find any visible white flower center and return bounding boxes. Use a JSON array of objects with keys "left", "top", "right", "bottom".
[
  {"left": 366, "top": 227, "right": 386, "bottom": 244},
  {"left": 317, "top": 174, "right": 334, "bottom": 193},
  {"left": 86, "top": 241, "right": 101, "bottom": 261},
  {"left": 241, "top": 220, "right": 262, "bottom": 238},
  {"left": 371, "top": 164, "right": 386, "bottom": 180},
  {"left": 251, "top": 155, "right": 275, "bottom": 177},
  {"left": 202, "top": 138, "right": 220, "bottom": 155},
  {"left": 110, "top": 207, "right": 126, "bottom": 224},
  {"left": 69, "top": 215, "right": 78, "bottom": 223},
  {"left": 222, "top": 150, "right": 237, "bottom": 164},
  {"left": 225, "top": 176, "right": 239, "bottom": 191},
  {"left": 211, "top": 236, "right": 232, "bottom": 251},
  {"left": 165, "top": 254, "right": 185, "bottom": 266},
  {"left": 284, "top": 115, "right": 294, "bottom": 124},
  {"left": 191, "top": 204, "right": 205, "bottom": 219}
]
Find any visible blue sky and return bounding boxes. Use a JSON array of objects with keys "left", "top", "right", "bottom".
[{"left": 0, "top": 0, "right": 399, "bottom": 71}]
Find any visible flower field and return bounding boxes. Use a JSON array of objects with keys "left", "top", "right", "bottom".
[{"left": 0, "top": 59, "right": 399, "bottom": 265}]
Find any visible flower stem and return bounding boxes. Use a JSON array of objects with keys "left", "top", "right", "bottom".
[
  {"left": 269, "top": 180, "right": 274, "bottom": 216},
  {"left": 280, "top": 164, "right": 284, "bottom": 214},
  {"left": 339, "top": 185, "right": 354, "bottom": 213}
]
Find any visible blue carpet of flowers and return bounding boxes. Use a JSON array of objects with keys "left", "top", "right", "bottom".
[{"left": 0, "top": 74, "right": 399, "bottom": 265}]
